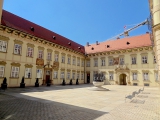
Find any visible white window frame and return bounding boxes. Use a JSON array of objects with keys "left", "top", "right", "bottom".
[
  {"left": 27, "top": 47, "right": 33, "bottom": 57},
  {"left": 81, "top": 60, "right": 84, "bottom": 67},
  {"left": 61, "top": 72, "right": 64, "bottom": 79},
  {"left": 143, "top": 73, "right": 149, "bottom": 81},
  {"left": 94, "top": 59, "right": 98, "bottom": 67},
  {"left": 86, "top": 61, "right": 90, "bottom": 67},
  {"left": 131, "top": 57, "right": 136, "bottom": 64},
  {"left": 25, "top": 68, "right": 32, "bottom": 78},
  {"left": 77, "top": 59, "right": 80, "bottom": 66},
  {"left": 47, "top": 52, "right": 52, "bottom": 60},
  {"left": 37, "top": 69, "right": 42, "bottom": 78},
  {"left": 155, "top": 72, "right": 158, "bottom": 81},
  {"left": 101, "top": 59, "right": 105, "bottom": 66},
  {"left": 142, "top": 56, "right": 147, "bottom": 64},
  {"left": 132, "top": 73, "right": 137, "bottom": 80},
  {"left": 119, "top": 58, "right": 124, "bottom": 65},
  {"left": 0, "top": 65, "right": 5, "bottom": 77},
  {"left": 72, "top": 73, "right": 75, "bottom": 79},
  {"left": 55, "top": 54, "right": 59, "bottom": 62},
  {"left": 73, "top": 58, "right": 76, "bottom": 65},
  {"left": 68, "top": 57, "right": 71, "bottom": 64},
  {"left": 38, "top": 50, "right": 43, "bottom": 59},
  {"left": 14, "top": 44, "right": 22, "bottom": 55},
  {"left": 62, "top": 56, "right": 65, "bottom": 63},
  {"left": 0, "top": 40, "right": 7, "bottom": 52},
  {"left": 109, "top": 58, "right": 113, "bottom": 66},
  {"left": 11, "top": 66, "right": 19, "bottom": 78},
  {"left": 53, "top": 71, "right": 58, "bottom": 79},
  {"left": 109, "top": 73, "right": 114, "bottom": 80},
  {"left": 81, "top": 73, "right": 84, "bottom": 80},
  {"left": 67, "top": 72, "right": 70, "bottom": 79}
]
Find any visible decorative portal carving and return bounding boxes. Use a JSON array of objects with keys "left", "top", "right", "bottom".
[
  {"left": 113, "top": 57, "right": 119, "bottom": 65},
  {"left": 53, "top": 61, "right": 59, "bottom": 69},
  {"left": 36, "top": 58, "right": 44, "bottom": 66},
  {"left": 0, "top": 61, "right": 7, "bottom": 65}
]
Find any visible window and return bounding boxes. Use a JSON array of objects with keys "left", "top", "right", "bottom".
[
  {"left": 67, "top": 72, "right": 70, "bottom": 79},
  {"left": 142, "top": 56, "right": 147, "bottom": 64},
  {"left": 73, "top": 58, "right": 76, "bottom": 65},
  {"left": 53, "top": 71, "right": 58, "bottom": 79},
  {"left": 11, "top": 66, "right": 19, "bottom": 78},
  {"left": 61, "top": 72, "right": 64, "bottom": 79},
  {"left": 55, "top": 54, "right": 59, "bottom": 62},
  {"left": 37, "top": 69, "right": 42, "bottom": 78},
  {"left": 132, "top": 73, "right": 137, "bottom": 80},
  {"left": 86, "top": 61, "right": 90, "bottom": 67},
  {"left": 38, "top": 50, "right": 43, "bottom": 59},
  {"left": 155, "top": 72, "right": 158, "bottom": 81},
  {"left": 77, "top": 73, "right": 79, "bottom": 79},
  {"left": 81, "top": 73, "right": 84, "bottom": 80},
  {"left": 119, "top": 58, "right": 124, "bottom": 65},
  {"left": 14, "top": 44, "right": 21, "bottom": 55},
  {"left": 101, "top": 59, "right": 105, "bottom": 66},
  {"left": 0, "top": 40, "right": 7, "bottom": 52},
  {"left": 47, "top": 52, "right": 52, "bottom": 60},
  {"left": 109, "top": 58, "right": 113, "bottom": 66},
  {"left": 81, "top": 60, "right": 84, "bottom": 67},
  {"left": 62, "top": 56, "right": 65, "bottom": 63},
  {"left": 143, "top": 73, "right": 149, "bottom": 80},
  {"left": 131, "top": 57, "right": 136, "bottom": 64},
  {"left": 25, "top": 68, "right": 31, "bottom": 78},
  {"left": 77, "top": 59, "right": 80, "bottom": 66},
  {"left": 109, "top": 73, "right": 114, "bottom": 80},
  {"left": 68, "top": 57, "right": 71, "bottom": 64},
  {"left": 72, "top": 73, "right": 75, "bottom": 79},
  {"left": 0, "top": 65, "right": 5, "bottom": 77},
  {"left": 94, "top": 59, "right": 98, "bottom": 67},
  {"left": 27, "top": 47, "right": 33, "bottom": 57},
  {"left": 133, "top": 83, "right": 138, "bottom": 86},
  {"left": 154, "top": 56, "right": 156, "bottom": 63},
  {"left": 144, "top": 83, "right": 149, "bottom": 86}
]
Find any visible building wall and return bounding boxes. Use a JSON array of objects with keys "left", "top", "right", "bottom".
[
  {"left": 0, "top": 30, "right": 85, "bottom": 87},
  {"left": 149, "top": 0, "right": 160, "bottom": 80},
  {"left": 85, "top": 46, "right": 159, "bottom": 87}
]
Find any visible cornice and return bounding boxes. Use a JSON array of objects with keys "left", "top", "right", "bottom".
[{"left": 0, "top": 25, "right": 85, "bottom": 56}]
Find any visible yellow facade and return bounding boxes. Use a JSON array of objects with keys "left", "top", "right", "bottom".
[
  {"left": 149, "top": 0, "right": 160, "bottom": 79},
  {"left": 0, "top": 30, "right": 85, "bottom": 87}
]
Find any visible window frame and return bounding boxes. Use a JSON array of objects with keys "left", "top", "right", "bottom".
[
  {"left": 131, "top": 57, "right": 136, "bottom": 64},
  {"left": 38, "top": 50, "right": 43, "bottom": 59},
  {"left": 25, "top": 68, "right": 32, "bottom": 79},
  {"left": 0, "top": 65, "right": 5, "bottom": 77},
  {"left": 94, "top": 59, "right": 98, "bottom": 67},
  {"left": 132, "top": 72, "right": 137, "bottom": 80},
  {"left": 14, "top": 44, "right": 22, "bottom": 55},
  {"left": 53, "top": 71, "right": 58, "bottom": 79},
  {"left": 0, "top": 40, "right": 7, "bottom": 53},
  {"left": 101, "top": 59, "right": 105, "bottom": 66},
  {"left": 109, "top": 73, "right": 114, "bottom": 80},
  {"left": 142, "top": 56, "right": 148, "bottom": 64},
  {"left": 61, "top": 56, "right": 65, "bottom": 63},
  {"left": 11, "top": 66, "right": 20, "bottom": 78},
  {"left": 143, "top": 72, "right": 149, "bottom": 81},
  {"left": 61, "top": 71, "right": 65, "bottom": 79},
  {"left": 108, "top": 58, "right": 113, "bottom": 66}
]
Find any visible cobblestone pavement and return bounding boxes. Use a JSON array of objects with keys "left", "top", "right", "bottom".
[{"left": 0, "top": 84, "right": 160, "bottom": 120}]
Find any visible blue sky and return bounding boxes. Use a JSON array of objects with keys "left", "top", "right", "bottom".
[{"left": 3, "top": 0, "right": 150, "bottom": 45}]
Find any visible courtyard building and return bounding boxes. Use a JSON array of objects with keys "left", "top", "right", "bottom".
[{"left": 0, "top": 1, "right": 159, "bottom": 87}]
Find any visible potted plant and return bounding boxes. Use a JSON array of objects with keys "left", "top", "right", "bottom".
[
  {"left": 1, "top": 77, "right": 7, "bottom": 90},
  {"left": 35, "top": 78, "right": 39, "bottom": 87},
  {"left": 93, "top": 72, "right": 105, "bottom": 87},
  {"left": 76, "top": 78, "right": 79, "bottom": 85},
  {"left": 62, "top": 79, "right": 66, "bottom": 86},
  {"left": 69, "top": 79, "right": 72, "bottom": 85},
  {"left": 20, "top": 76, "right": 25, "bottom": 88}
]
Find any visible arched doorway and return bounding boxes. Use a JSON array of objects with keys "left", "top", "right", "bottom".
[{"left": 119, "top": 74, "right": 127, "bottom": 85}]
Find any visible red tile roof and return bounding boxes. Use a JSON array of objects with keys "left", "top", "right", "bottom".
[
  {"left": 85, "top": 34, "right": 152, "bottom": 54},
  {"left": 1, "top": 10, "right": 85, "bottom": 54}
]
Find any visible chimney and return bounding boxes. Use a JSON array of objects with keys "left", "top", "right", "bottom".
[
  {"left": 96, "top": 41, "right": 98, "bottom": 45},
  {"left": 86, "top": 42, "right": 89, "bottom": 46},
  {"left": 0, "top": 0, "right": 4, "bottom": 24},
  {"left": 146, "top": 32, "right": 149, "bottom": 34}
]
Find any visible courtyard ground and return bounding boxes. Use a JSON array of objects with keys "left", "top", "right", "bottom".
[{"left": 0, "top": 84, "right": 160, "bottom": 120}]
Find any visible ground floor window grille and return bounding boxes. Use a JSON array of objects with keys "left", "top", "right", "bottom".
[
  {"left": 0, "top": 65, "right": 4, "bottom": 77},
  {"left": 132, "top": 73, "right": 137, "bottom": 80},
  {"left": 143, "top": 73, "right": 149, "bottom": 81},
  {"left": 72, "top": 73, "right": 75, "bottom": 79},
  {"left": 53, "top": 71, "right": 58, "bottom": 79},
  {"left": 109, "top": 73, "right": 114, "bottom": 80},
  {"left": 25, "top": 68, "right": 31, "bottom": 78},
  {"left": 11, "top": 66, "right": 19, "bottom": 78},
  {"left": 37, "top": 69, "right": 42, "bottom": 78},
  {"left": 61, "top": 72, "right": 64, "bottom": 79},
  {"left": 67, "top": 72, "right": 70, "bottom": 79},
  {"left": 81, "top": 73, "right": 84, "bottom": 80}
]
